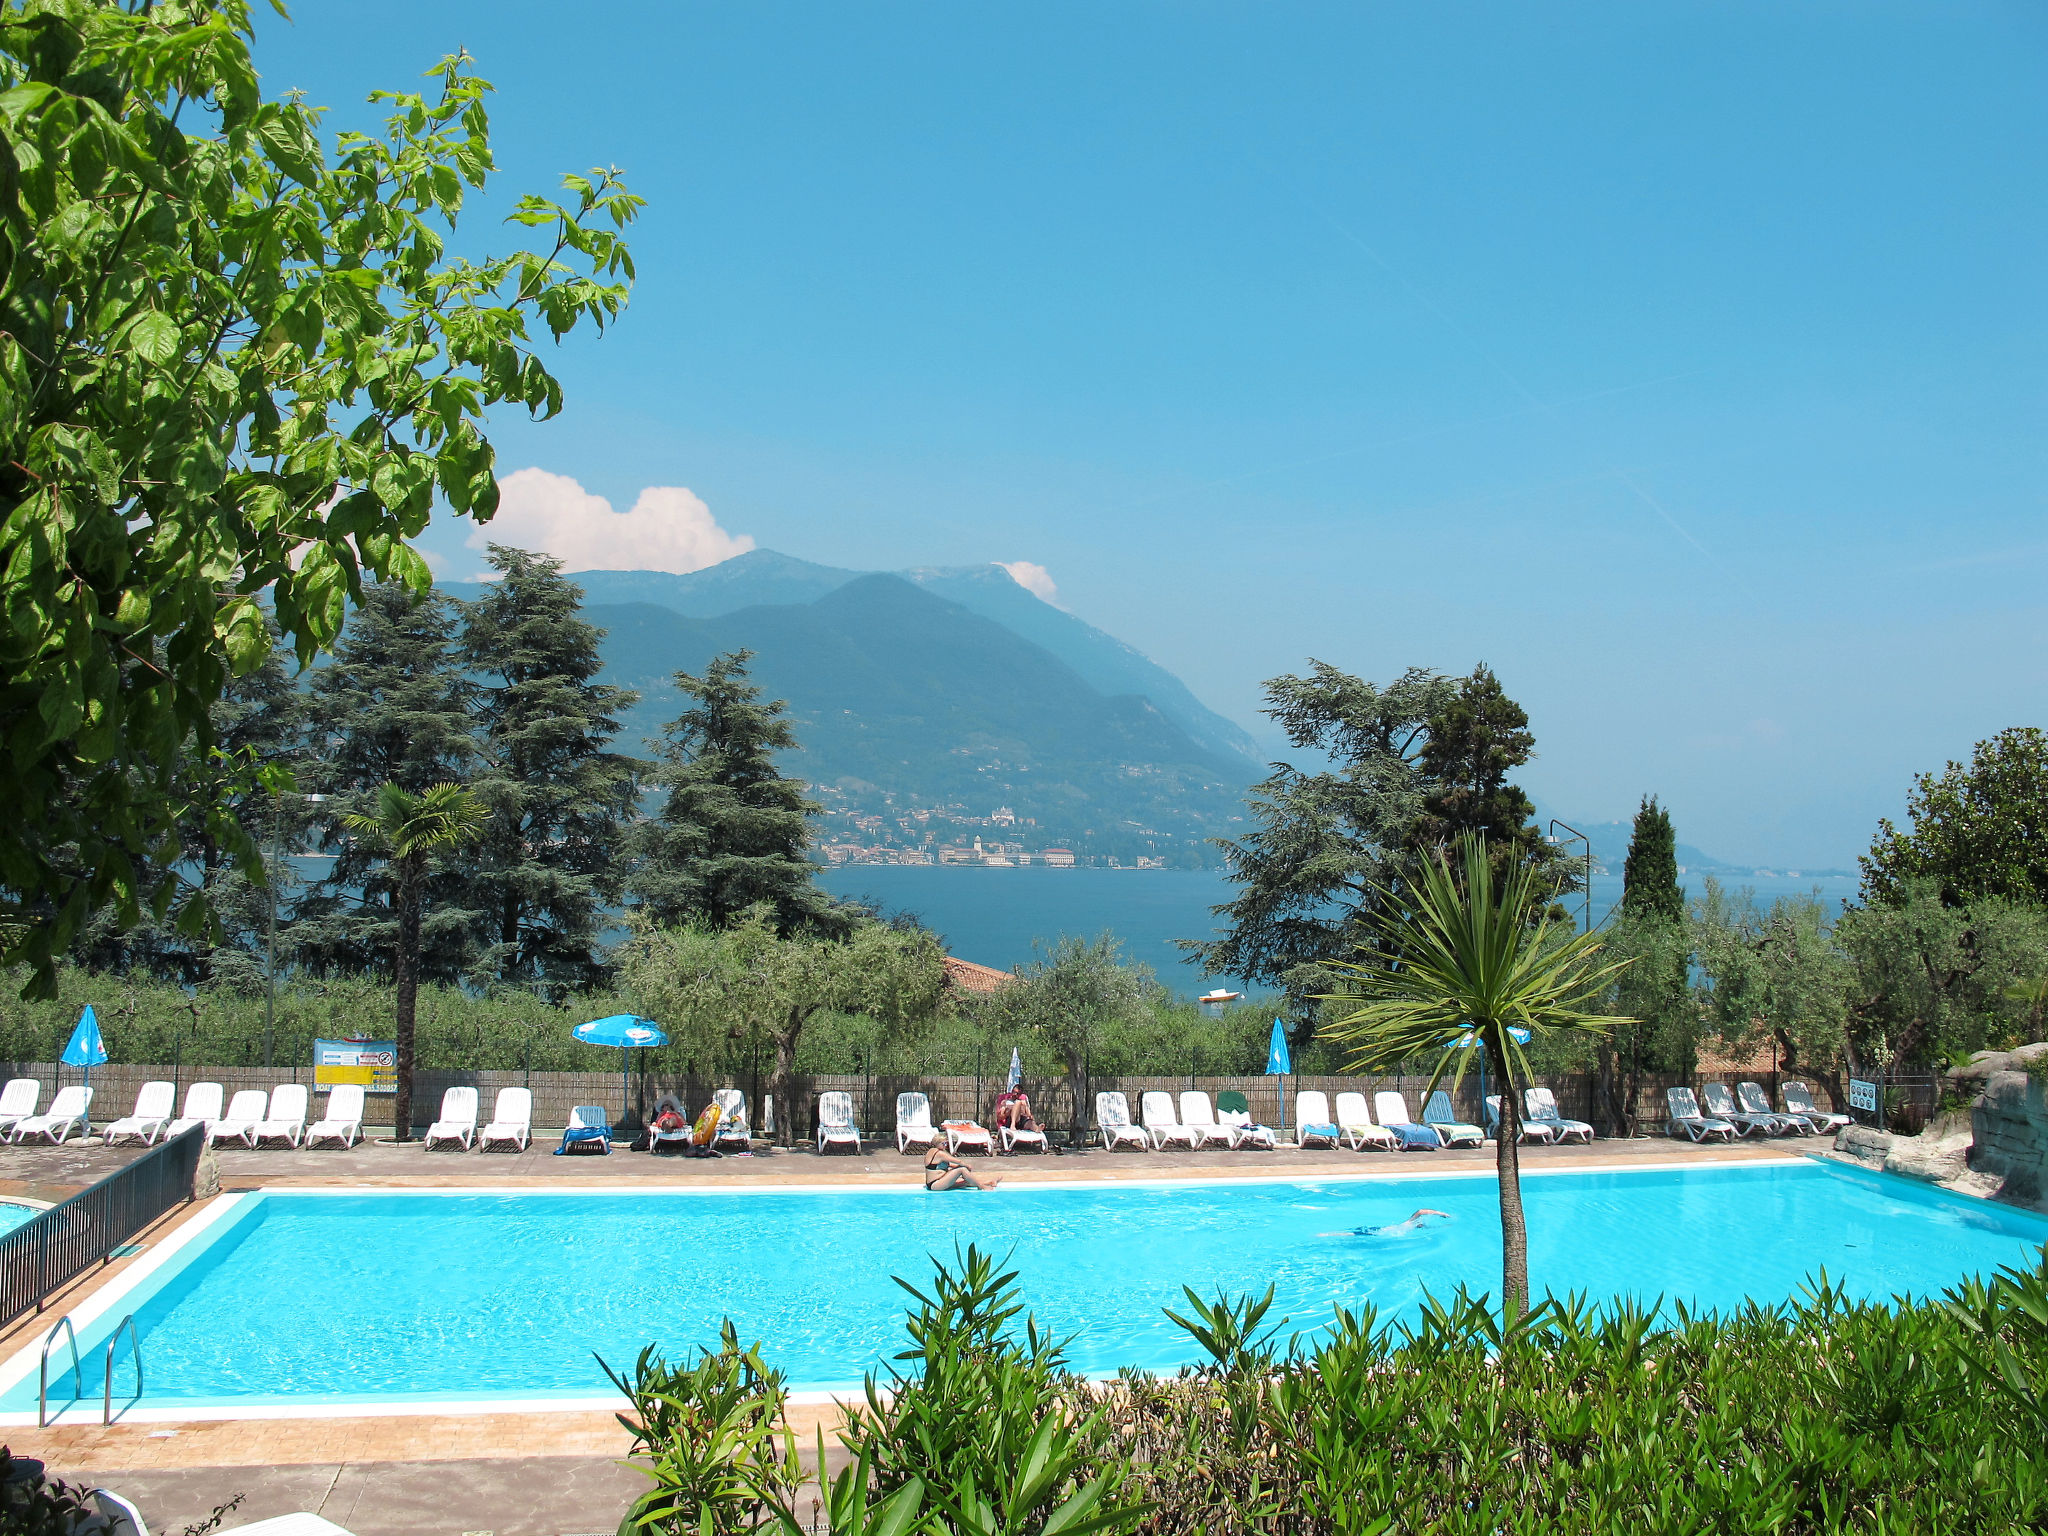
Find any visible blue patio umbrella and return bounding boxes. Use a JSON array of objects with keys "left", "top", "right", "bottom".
[
  {"left": 573, "top": 1014, "right": 669, "bottom": 1124},
  {"left": 62, "top": 1004, "right": 107, "bottom": 1134},
  {"left": 1266, "top": 1018, "right": 1290, "bottom": 1132}
]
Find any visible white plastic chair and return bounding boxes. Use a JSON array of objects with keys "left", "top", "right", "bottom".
[
  {"left": 1373, "top": 1091, "right": 1443, "bottom": 1151},
  {"left": 944, "top": 1117, "right": 994, "bottom": 1155},
  {"left": 12, "top": 1084, "right": 92, "bottom": 1144},
  {"left": 1140, "top": 1090, "right": 1197, "bottom": 1150},
  {"left": 0, "top": 1077, "right": 42, "bottom": 1137},
  {"left": 1488, "top": 1094, "right": 1558, "bottom": 1144},
  {"left": 1178, "top": 1090, "right": 1236, "bottom": 1149},
  {"left": 1423, "top": 1090, "right": 1485, "bottom": 1148},
  {"left": 896, "top": 1091, "right": 939, "bottom": 1153},
  {"left": 998, "top": 1102, "right": 1048, "bottom": 1154},
  {"left": 103, "top": 1081, "right": 176, "bottom": 1147},
  {"left": 253, "top": 1084, "right": 308, "bottom": 1148},
  {"left": 817, "top": 1090, "right": 862, "bottom": 1153},
  {"left": 1333, "top": 1091, "right": 1398, "bottom": 1151},
  {"left": 1294, "top": 1090, "right": 1341, "bottom": 1149},
  {"left": 305, "top": 1084, "right": 366, "bottom": 1148},
  {"left": 167, "top": 1081, "right": 224, "bottom": 1141},
  {"left": 1667, "top": 1086, "right": 1738, "bottom": 1143},
  {"left": 1094, "top": 1091, "right": 1149, "bottom": 1151},
  {"left": 1215, "top": 1093, "right": 1275, "bottom": 1149},
  {"left": 712, "top": 1088, "right": 752, "bottom": 1153},
  {"left": 210, "top": 1089, "right": 267, "bottom": 1147},
  {"left": 479, "top": 1087, "right": 533, "bottom": 1151},
  {"left": 1524, "top": 1087, "right": 1593, "bottom": 1144},
  {"left": 424, "top": 1086, "right": 479, "bottom": 1150}
]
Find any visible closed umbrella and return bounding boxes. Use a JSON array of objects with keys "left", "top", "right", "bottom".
[
  {"left": 1266, "top": 1017, "right": 1291, "bottom": 1134},
  {"left": 573, "top": 1014, "right": 668, "bottom": 1130},
  {"left": 1007, "top": 1048, "right": 1023, "bottom": 1092},
  {"left": 62, "top": 1005, "right": 107, "bottom": 1136}
]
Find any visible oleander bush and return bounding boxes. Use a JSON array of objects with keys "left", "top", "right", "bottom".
[{"left": 612, "top": 1244, "right": 2048, "bottom": 1536}]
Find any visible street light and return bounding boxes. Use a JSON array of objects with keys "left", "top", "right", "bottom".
[
  {"left": 264, "top": 790, "right": 326, "bottom": 1068},
  {"left": 1548, "top": 819, "right": 1593, "bottom": 934}
]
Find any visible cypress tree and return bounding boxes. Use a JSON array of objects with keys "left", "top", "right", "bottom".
[
  {"left": 629, "top": 649, "right": 849, "bottom": 935},
  {"left": 460, "top": 546, "right": 644, "bottom": 997},
  {"left": 295, "top": 583, "right": 482, "bottom": 983},
  {"left": 1620, "top": 795, "right": 1685, "bottom": 921}
]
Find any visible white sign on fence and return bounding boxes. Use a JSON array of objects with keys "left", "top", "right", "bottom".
[{"left": 1847, "top": 1078, "right": 1878, "bottom": 1112}]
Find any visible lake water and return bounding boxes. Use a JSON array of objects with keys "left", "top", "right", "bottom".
[{"left": 817, "top": 866, "right": 1863, "bottom": 995}]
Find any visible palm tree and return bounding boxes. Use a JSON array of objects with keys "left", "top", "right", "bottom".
[
  {"left": 344, "top": 782, "right": 490, "bottom": 1141},
  {"left": 1319, "top": 832, "right": 1630, "bottom": 1311}
]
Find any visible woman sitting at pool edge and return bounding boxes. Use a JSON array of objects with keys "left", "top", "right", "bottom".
[{"left": 925, "top": 1144, "right": 1001, "bottom": 1191}]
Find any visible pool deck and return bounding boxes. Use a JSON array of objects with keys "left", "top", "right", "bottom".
[{"left": 0, "top": 1133, "right": 1814, "bottom": 1536}]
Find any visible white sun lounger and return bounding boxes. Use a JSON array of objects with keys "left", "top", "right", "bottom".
[
  {"left": 817, "top": 1090, "right": 862, "bottom": 1153},
  {"left": 216, "top": 1513, "right": 359, "bottom": 1536},
  {"left": 1738, "top": 1081, "right": 1813, "bottom": 1137},
  {"left": 0, "top": 1077, "right": 41, "bottom": 1138},
  {"left": 424, "top": 1086, "right": 479, "bottom": 1150},
  {"left": 1141, "top": 1090, "right": 1197, "bottom": 1149},
  {"left": 1333, "top": 1091, "right": 1398, "bottom": 1151},
  {"left": 305, "top": 1083, "right": 366, "bottom": 1148},
  {"left": 253, "top": 1084, "right": 308, "bottom": 1148},
  {"left": 1523, "top": 1087, "right": 1593, "bottom": 1144},
  {"left": 1215, "top": 1092, "right": 1275, "bottom": 1149},
  {"left": 1666, "top": 1086, "right": 1738, "bottom": 1143},
  {"left": 1698, "top": 1082, "right": 1778, "bottom": 1139},
  {"left": 1294, "top": 1090, "right": 1341, "bottom": 1149},
  {"left": 1179, "top": 1090, "right": 1237, "bottom": 1149},
  {"left": 1489, "top": 1094, "right": 1558, "bottom": 1144},
  {"left": 479, "top": 1087, "right": 533, "bottom": 1151},
  {"left": 167, "top": 1081, "right": 224, "bottom": 1142},
  {"left": 1094, "top": 1091, "right": 1149, "bottom": 1151},
  {"left": 12, "top": 1084, "right": 92, "bottom": 1144},
  {"left": 210, "top": 1089, "right": 268, "bottom": 1148},
  {"left": 1423, "top": 1090, "right": 1485, "bottom": 1149},
  {"left": 1373, "top": 1091, "right": 1443, "bottom": 1151},
  {"left": 712, "top": 1088, "right": 752, "bottom": 1153},
  {"left": 1781, "top": 1080, "right": 1852, "bottom": 1134},
  {"left": 943, "top": 1117, "right": 994, "bottom": 1155},
  {"left": 999, "top": 1106, "right": 1048, "bottom": 1154},
  {"left": 103, "top": 1081, "right": 176, "bottom": 1147},
  {"left": 896, "top": 1091, "right": 939, "bottom": 1153}
]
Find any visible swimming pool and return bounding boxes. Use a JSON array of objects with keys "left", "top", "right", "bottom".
[
  {"left": 4, "top": 1159, "right": 2043, "bottom": 1417},
  {"left": 0, "top": 1200, "right": 39, "bottom": 1237}
]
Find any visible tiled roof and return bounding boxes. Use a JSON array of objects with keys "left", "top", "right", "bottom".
[{"left": 943, "top": 956, "right": 1016, "bottom": 994}]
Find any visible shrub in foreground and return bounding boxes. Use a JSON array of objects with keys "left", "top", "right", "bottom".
[{"left": 610, "top": 1245, "right": 2048, "bottom": 1535}]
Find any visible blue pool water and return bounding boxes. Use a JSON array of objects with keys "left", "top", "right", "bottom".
[
  {"left": 0, "top": 1201, "right": 38, "bottom": 1237},
  {"left": 7, "top": 1161, "right": 2044, "bottom": 1410}
]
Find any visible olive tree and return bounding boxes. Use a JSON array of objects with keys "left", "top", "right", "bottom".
[{"left": 0, "top": 0, "right": 638, "bottom": 993}]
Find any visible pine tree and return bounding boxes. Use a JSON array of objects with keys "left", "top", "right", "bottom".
[
  {"left": 461, "top": 546, "right": 644, "bottom": 997},
  {"left": 630, "top": 650, "right": 849, "bottom": 935},
  {"left": 295, "top": 583, "right": 482, "bottom": 982},
  {"left": 1412, "top": 663, "right": 1570, "bottom": 892},
  {"left": 1621, "top": 796, "right": 1684, "bottom": 921}
]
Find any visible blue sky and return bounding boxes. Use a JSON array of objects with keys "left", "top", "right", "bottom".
[{"left": 253, "top": 2, "right": 2047, "bottom": 868}]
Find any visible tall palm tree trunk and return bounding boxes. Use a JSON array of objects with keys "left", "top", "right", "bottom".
[
  {"left": 392, "top": 870, "right": 422, "bottom": 1142},
  {"left": 1486, "top": 1029, "right": 1529, "bottom": 1312}
]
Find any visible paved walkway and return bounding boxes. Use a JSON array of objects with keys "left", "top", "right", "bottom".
[{"left": 0, "top": 1132, "right": 1816, "bottom": 1535}]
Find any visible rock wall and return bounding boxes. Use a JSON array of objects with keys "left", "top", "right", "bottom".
[{"left": 1964, "top": 1043, "right": 2048, "bottom": 1207}]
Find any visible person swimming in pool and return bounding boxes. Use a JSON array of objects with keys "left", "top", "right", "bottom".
[
  {"left": 925, "top": 1144, "right": 1002, "bottom": 1191},
  {"left": 1351, "top": 1208, "right": 1450, "bottom": 1237}
]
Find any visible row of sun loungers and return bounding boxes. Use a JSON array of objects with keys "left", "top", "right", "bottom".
[{"left": 1666, "top": 1081, "right": 1852, "bottom": 1142}]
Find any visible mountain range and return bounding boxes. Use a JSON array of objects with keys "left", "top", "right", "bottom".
[{"left": 443, "top": 550, "right": 1259, "bottom": 865}]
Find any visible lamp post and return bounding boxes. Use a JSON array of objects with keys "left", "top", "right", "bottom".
[
  {"left": 264, "top": 790, "right": 326, "bottom": 1068},
  {"left": 1548, "top": 819, "right": 1593, "bottom": 933}
]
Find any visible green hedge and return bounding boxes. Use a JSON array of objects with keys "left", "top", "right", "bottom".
[{"left": 609, "top": 1245, "right": 2048, "bottom": 1535}]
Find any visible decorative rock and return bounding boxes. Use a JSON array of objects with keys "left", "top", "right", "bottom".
[
  {"left": 192, "top": 1145, "right": 220, "bottom": 1201},
  {"left": 1834, "top": 1124, "right": 1894, "bottom": 1169},
  {"left": 1883, "top": 1124, "right": 1973, "bottom": 1185},
  {"left": 1967, "top": 1054, "right": 2048, "bottom": 1207}
]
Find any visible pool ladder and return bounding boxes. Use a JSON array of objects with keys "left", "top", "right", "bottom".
[{"left": 38, "top": 1313, "right": 143, "bottom": 1427}]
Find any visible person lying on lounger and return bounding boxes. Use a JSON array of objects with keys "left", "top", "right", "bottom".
[
  {"left": 925, "top": 1144, "right": 1001, "bottom": 1191},
  {"left": 994, "top": 1088, "right": 1041, "bottom": 1135},
  {"left": 1347, "top": 1208, "right": 1450, "bottom": 1237}
]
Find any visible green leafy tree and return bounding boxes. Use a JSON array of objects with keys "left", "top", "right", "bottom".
[
  {"left": 1186, "top": 664, "right": 1457, "bottom": 1017},
  {"left": 1594, "top": 796, "right": 1692, "bottom": 1133},
  {"left": 621, "top": 909, "right": 946, "bottom": 1144},
  {"left": 1863, "top": 728, "right": 2048, "bottom": 907},
  {"left": 0, "top": 2, "right": 637, "bottom": 996},
  {"left": 296, "top": 583, "right": 481, "bottom": 980},
  {"left": 1320, "top": 834, "right": 1625, "bottom": 1311},
  {"left": 980, "top": 933, "right": 1156, "bottom": 1144},
  {"left": 343, "top": 782, "right": 490, "bottom": 1139},
  {"left": 630, "top": 650, "right": 849, "bottom": 936},
  {"left": 461, "top": 546, "right": 643, "bottom": 997},
  {"left": 1691, "top": 881, "right": 1853, "bottom": 1097}
]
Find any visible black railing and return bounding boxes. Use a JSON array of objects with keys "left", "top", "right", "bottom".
[{"left": 0, "top": 1125, "right": 204, "bottom": 1330}]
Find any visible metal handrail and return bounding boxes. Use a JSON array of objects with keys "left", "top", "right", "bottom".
[
  {"left": 38, "top": 1314, "right": 81, "bottom": 1427},
  {"left": 103, "top": 1313, "right": 142, "bottom": 1425}
]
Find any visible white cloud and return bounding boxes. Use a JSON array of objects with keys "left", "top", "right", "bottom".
[
  {"left": 469, "top": 467, "right": 754, "bottom": 574},
  {"left": 997, "top": 560, "right": 1061, "bottom": 606}
]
